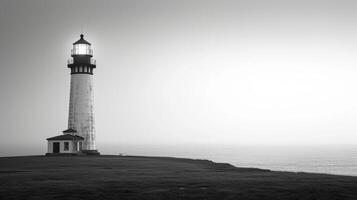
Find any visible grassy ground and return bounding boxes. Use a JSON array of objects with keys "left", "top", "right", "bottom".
[{"left": 0, "top": 155, "right": 356, "bottom": 200}]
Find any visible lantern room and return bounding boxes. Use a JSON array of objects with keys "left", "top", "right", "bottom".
[
  {"left": 67, "top": 34, "right": 96, "bottom": 73},
  {"left": 71, "top": 34, "right": 93, "bottom": 56}
]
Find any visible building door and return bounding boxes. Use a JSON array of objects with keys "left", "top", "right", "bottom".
[
  {"left": 79, "top": 142, "right": 83, "bottom": 151},
  {"left": 74, "top": 141, "right": 78, "bottom": 151},
  {"left": 53, "top": 142, "right": 60, "bottom": 153}
]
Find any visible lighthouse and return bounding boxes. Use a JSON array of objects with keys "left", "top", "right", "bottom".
[{"left": 46, "top": 34, "right": 99, "bottom": 155}]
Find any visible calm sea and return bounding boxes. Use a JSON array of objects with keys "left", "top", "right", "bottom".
[
  {"left": 107, "top": 144, "right": 357, "bottom": 176},
  {"left": 206, "top": 146, "right": 357, "bottom": 176}
]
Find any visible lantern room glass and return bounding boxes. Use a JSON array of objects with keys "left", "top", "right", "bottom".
[{"left": 71, "top": 44, "right": 92, "bottom": 55}]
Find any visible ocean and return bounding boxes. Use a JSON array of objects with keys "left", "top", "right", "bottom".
[{"left": 207, "top": 146, "right": 357, "bottom": 176}]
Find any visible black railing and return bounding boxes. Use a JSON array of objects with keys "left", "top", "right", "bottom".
[{"left": 67, "top": 58, "right": 96, "bottom": 65}]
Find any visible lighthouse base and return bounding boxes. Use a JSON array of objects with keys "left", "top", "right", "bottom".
[{"left": 81, "top": 150, "right": 100, "bottom": 156}]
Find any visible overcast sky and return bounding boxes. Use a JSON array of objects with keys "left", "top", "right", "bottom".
[{"left": 1, "top": 0, "right": 357, "bottom": 156}]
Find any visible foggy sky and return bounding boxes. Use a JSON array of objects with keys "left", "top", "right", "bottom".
[{"left": 1, "top": 0, "right": 357, "bottom": 156}]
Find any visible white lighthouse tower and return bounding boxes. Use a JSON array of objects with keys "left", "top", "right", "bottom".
[
  {"left": 46, "top": 34, "right": 99, "bottom": 155},
  {"left": 66, "top": 34, "right": 99, "bottom": 154}
]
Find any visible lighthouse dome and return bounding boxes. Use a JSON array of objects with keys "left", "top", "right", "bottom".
[{"left": 73, "top": 34, "right": 91, "bottom": 45}]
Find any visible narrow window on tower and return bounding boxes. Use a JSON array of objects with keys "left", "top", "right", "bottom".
[{"left": 64, "top": 142, "right": 69, "bottom": 151}]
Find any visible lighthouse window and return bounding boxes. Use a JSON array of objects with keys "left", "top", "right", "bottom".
[
  {"left": 74, "top": 44, "right": 89, "bottom": 55},
  {"left": 64, "top": 142, "right": 69, "bottom": 151},
  {"left": 79, "top": 66, "right": 83, "bottom": 72}
]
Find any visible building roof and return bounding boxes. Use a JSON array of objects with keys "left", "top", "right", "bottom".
[
  {"left": 63, "top": 128, "right": 77, "bottom": 133},
  {"left": 47, "top": 134, "right": 84, "bottom": 141},
  {"left": 73, "top": 34, "right": 91, "bottom": 45}
]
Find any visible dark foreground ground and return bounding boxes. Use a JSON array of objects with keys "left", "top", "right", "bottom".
[{"left": 0, "top": 156, "right": 356, "bottom": 200}]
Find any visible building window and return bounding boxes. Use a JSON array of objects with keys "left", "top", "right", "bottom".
[{"left": 64, "top": 142, "right": 69, "bottom": 151}]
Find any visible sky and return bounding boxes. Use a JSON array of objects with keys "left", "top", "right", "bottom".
[{"left": 1, "top": 0, "right": 357, "bottom": 156}]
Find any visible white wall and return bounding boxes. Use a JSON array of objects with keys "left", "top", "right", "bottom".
[
  {"left": 47, "top": 140, "right": 80, "bottom": 153},
  {"left": 67, "top": 74, "right": 96, "bottom": 150}
]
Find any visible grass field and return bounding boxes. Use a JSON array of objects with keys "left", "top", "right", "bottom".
[{"left": 0, "top": 155, "right": 356, "bottom": 199}]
